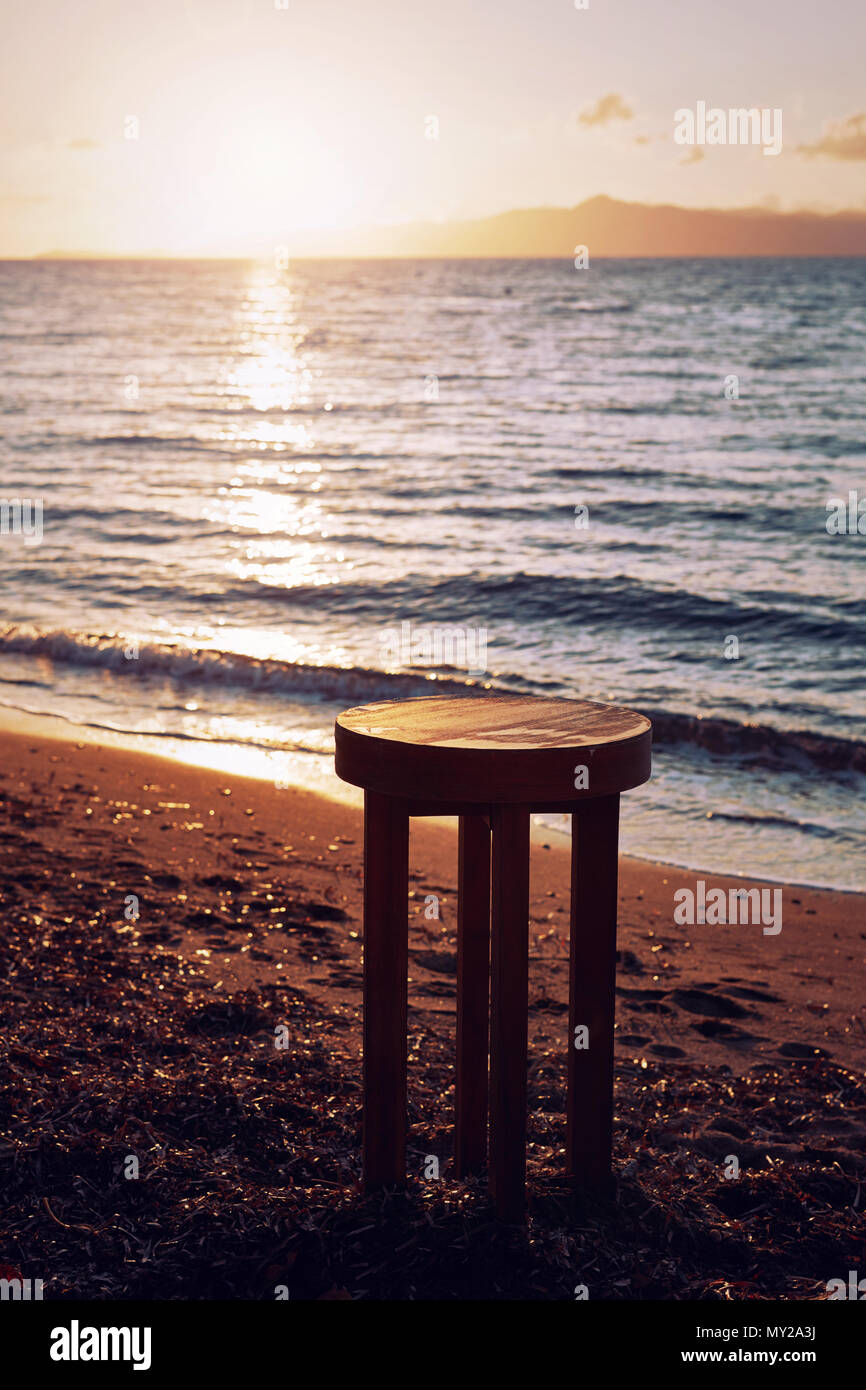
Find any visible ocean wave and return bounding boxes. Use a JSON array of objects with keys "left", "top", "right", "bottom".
[
  {"left": 697, "top": 808, "right": 850, "bottom": 840},
  {"left": 77, "top": 434, "right": 241, "bottom": 452},
  {"left": 217, "top": 570, "right": 866, "bottom": 646},
  {"left": 644, "top": 708, "right": 866, "bottom": 776},
  {"left": 0, "top": 331, "right": 96, "bottom": 343},
  {"left": 569, "top": 303, "right": 635, "bottom": 314},
  {"left": 0, "top": 627, "right": 490, "bottom": 704},
  {"left": 0, "top": 626, "right": 863, "bottom": 774}
]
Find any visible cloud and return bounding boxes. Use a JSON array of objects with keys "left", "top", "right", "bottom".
[
  {"left": 579, "top": 93, "right": 634, "bottom": 127},
  {"left": 67, "top": 138, "right": 100, "bottom": 150},
  {"left": 679, "top": 147, "right": 705, "bottom": 165},
  {"left": 798, "top": 112, "right": 866, "bottom": 160}
]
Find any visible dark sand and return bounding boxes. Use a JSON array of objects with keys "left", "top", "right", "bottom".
[{"left": 1, "top": 726, "right": 864, "bottom": 1299}]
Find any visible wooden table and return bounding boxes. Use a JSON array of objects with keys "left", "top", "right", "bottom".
[{"left": 335, "top": 694, "right": 652, "bottom": 1221}]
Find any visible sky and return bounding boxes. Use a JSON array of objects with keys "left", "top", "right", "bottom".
[{"left": 0, "top": 0, "right": 864, "bottom": 256}]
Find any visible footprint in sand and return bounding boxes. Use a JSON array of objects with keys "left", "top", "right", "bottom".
[
  {"left": 777, "top": 1041, "right": 832, "bottom": 1059},
  {"left": 298, "top": 900, "right": 350, "bottom": 923},
  {"left": 411, "top": 949, "right": 457, "bottom": 976},
  {"left": 327, "top": 968, "right": 362, "bottom": 990},
  {"left": 691, "top": 1018, "right": 763, "bottom": 1050},
  {"left": 414, "top": 979, "right": 456, "bottom": 998},
  {"left": 616, "top": 949, "right": 645, "bottom": 975},
  {"left": 148, "top": 871, "right": 182, "bottom": 889},
  {"left": 529, "top": 995, "right": 569, "bottom": 1014},
  {"left": 198, "top": 873, "right": 243, "bottom": 892},
  {"left": 725, "top": 985, "right": 782, "bottom": 1003},
  {"left": 297, "top": 926, "right": 343, "bottom": 963},
  {"left": 185, "top": 908, "right": 234, "bottom": 930},
  {"left": 616, "top": 986, "right": 672, "bottom": 1015},
  {"left": 671, "top": 988, "right": 750, "bottom": 1020}
]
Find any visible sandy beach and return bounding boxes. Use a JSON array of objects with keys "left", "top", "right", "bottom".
[{"left": 2, "top": 719, "right": 863, "bottom": 1300}]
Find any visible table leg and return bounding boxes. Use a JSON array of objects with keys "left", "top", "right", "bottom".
[
  {"left": 489, "top": 805, "right": 530, "bottom": 1220},
  {"left": 567, "top": 793, "right": 620, "bottom": 1192},
  {"left": 362, "top": 791, "right": 409, "bottom": 1190},
  {"left": 455, "top": 813, "right": 491, "bottom": 1176}
]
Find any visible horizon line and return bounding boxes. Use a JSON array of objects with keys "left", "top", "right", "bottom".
[{"left": 8, "top": 251, "right": 866, "bottom": 263}]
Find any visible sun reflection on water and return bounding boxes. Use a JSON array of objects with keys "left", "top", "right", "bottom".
[
  {"left": 223, "top": 265, "right": 314, "bottom": 415},
  {"left": 202, "top": 264, "right": 352, "bottom": 593}
]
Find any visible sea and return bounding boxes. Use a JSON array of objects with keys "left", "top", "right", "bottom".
[{"left": 1, "top": 256, "right": 864, "bottom": 889}]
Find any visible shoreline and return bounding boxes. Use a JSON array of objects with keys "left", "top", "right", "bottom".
[{"left": 1, "top": 704, "right": 861, "bottom": 896}]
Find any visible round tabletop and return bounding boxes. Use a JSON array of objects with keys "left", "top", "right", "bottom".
[{"left": 335, "top": 695, "right": 651, "bottom": 805}]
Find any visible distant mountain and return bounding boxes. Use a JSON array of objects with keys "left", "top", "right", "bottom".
[{"left": 307, "top": 195, "right": 866, "bottom": 258}]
